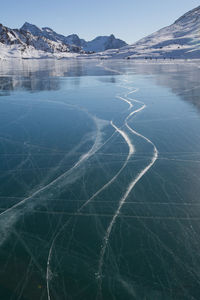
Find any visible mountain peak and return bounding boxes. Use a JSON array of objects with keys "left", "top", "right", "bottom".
[
  {"left": 21, "top": 22, "right": 39, "bottom": 29},
  {"left": 22, "top": 22, "right": 32, "bottom": 27},
  {"left": 21, "top": 22, "right": 43, "bottom": 36}
]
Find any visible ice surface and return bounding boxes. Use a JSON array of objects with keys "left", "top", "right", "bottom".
[{"left": 0, "top": 60, "right": 200, "bottom": 299}]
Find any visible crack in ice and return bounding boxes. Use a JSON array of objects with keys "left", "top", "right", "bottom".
[{"left": 95, "top": 66, "right": 158, "bottom": 298}]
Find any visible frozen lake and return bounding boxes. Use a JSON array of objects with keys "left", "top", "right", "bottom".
[{"left": 0, "top": 59, "right": 200, "bottom": 299}]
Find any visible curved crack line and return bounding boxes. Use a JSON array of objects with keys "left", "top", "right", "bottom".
[
  {"left": 46, "top": 120, "right": 135, "bottom": 300},
  {"left": 95, "top": 68, "right": 158, "bottom": 299}
]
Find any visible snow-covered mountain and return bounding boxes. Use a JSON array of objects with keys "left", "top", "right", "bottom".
[
  {"left": 21, "top": 23, "right": 84, "bottom": 47},
  {"left": 20, "top": 22, "right": 127, "bottom": 52},
  {"left": 0, "top": 22, "right": 127, "bottom": 60},
  {"left": 83, "top": 34, "right": 126, "bottom": 52},
  {"left": 0, "top": 23, "right": 82, "bottom": 59},
  {"left": 95, "top": 5, "right": 200, "bottom": 59}
]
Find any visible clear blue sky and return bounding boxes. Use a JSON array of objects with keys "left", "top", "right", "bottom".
[{"left": 1, "top": 0, "right": 200, "bottom": 44}]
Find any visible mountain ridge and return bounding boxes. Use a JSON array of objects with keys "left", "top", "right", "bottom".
[
  {"left": 20, "top": 22, "right": 127, "bottom": 52},
  {"left": 0, "top": 23, "right": 82, "bottom": 59},
  {"left": 0, "top": 22, "right": 127, "bottom": 59}
]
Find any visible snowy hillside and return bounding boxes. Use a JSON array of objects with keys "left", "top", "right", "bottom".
[{"left": 93, "top": 5, "right": 200, "bottom": 59}]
